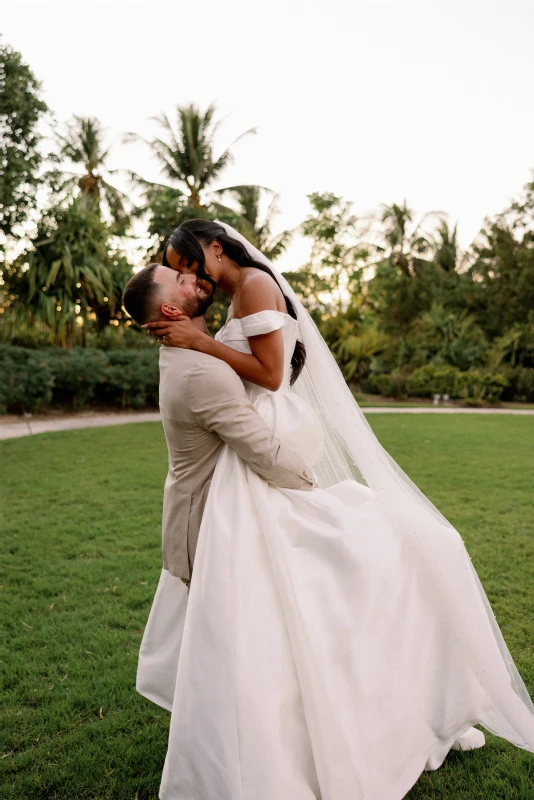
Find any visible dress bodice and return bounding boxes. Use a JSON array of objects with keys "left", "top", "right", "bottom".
[
  {"left": 215, "top": 310, "right": 299, "bottom": 401},
  {"left": 215, "top": 310, "right": 324, "bottom": 467}
]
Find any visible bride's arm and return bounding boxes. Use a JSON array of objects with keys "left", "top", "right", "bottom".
[
  {"left": 195, "top": 325, "right": 284, "bottom": 391},
  {"left": 190, "top": 272, "right": 285, "bottom": 390},
  {"left": 150, "top": 273, "right": 286, "bottom": 391}
]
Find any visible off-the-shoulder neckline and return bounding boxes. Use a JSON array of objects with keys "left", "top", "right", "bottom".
[{"left": 225, "top": 310, "right": 294, "bottom": 326}]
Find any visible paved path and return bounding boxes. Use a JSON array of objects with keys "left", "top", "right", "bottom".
[
  {"left": 0, "top": 407, "right": 532, "bottom": 442},
  {"left": 363, "top": 407, "right": 534, "bottom": 415},
  {"left": 0, "top": 412, "right": 161, "bottom": 441}
]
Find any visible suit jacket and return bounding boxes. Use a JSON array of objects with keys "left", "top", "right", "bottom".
[{"left": 159, "top": 347, "right": 314, "bottom": 581}]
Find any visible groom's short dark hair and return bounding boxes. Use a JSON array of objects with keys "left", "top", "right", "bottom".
[{"left": 122, "top": 264, "right": 160, "bottom": 325}]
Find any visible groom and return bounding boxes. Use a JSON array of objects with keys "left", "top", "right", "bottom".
[{"left": 123, "top": 264, "right": 314, "bottom": 585}]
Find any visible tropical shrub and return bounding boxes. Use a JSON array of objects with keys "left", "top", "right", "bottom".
[
  {"left": 0, "top": 345, "right": 54, "bottom": 413},
  {"left": 406, "top": 364, "right": 461, "bottom": 398},
  {"left": 44, "top": 348, "right": 109, "bottom": 409},
  {"left": 102, "top": 350, "right": 160, "bottom": 409},
  {"left": 516, "top": 368, "right": 534, "bottom": 402},
  {"left": 361, "top": 370, "right": 409, "bottom": 398},
  {"left": 455, "top": 371, "right": 508, "bottom": 406},
  {"left": 0, "top": 345, "right": 160, "bottom": 413},
  {"left": 363, "top": 364, "right": 509, "bottom": 404},
  {"left": 408, "top": 305, "right": 487, "bottom": 371}
]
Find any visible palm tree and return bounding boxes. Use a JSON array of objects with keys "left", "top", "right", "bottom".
[
  {"left": 214, "top": 185, "right": 293, "bottom": 261},
  {"left": 487, "top": 323, "right": 534, "bottom": 369},
  {"left": 128, "top": 103, "right": 257, "bottom": 210},
  {"left": 53, "top": 116, "right": 130, "bottom": 231},
  {"left": 433, "top": 220, "right": 460, "bottom": 272},
  {"left": 373, "top": 202, "right": 443, "bottom": 279}
]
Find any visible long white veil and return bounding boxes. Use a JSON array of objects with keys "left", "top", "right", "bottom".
[{"left": 216, "top": 220, "right": 534, "bottom": 751}]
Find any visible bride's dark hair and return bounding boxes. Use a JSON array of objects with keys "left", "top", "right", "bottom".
[{"left": 164, "top": 219, "right": 306, "bottom": 385}]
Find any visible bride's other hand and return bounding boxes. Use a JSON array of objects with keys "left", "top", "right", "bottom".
[{"left": 143, "top": 316, "right": 206, "bottom": 350}]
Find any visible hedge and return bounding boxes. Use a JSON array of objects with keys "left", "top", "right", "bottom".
[
  {"left": 406, "top": 364, "right": 509, "bottom": 404},
  {"left": 0, "top": 347, "right": 55, "bottom": 414},
  {"left": 0, "top": 345, "right": 159, "bottom": 413},
  {"left": 1, "top": 345, "right": 531, "bottom": 414},
  {"left": 362, "top": 363, "right": 517, "bottom": 404}
]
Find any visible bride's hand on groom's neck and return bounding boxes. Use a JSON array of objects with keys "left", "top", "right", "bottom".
[{"left": 142, "top": 315, "right": 211, "bottom": 350}]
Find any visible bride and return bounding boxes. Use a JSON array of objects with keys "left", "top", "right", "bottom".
[{"left": 138, "top": 220, "right": 534, "bottom": 799}]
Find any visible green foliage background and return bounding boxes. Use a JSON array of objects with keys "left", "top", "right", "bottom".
[{"left": 1, "top": 41, "right": 533, "bottom": 405}]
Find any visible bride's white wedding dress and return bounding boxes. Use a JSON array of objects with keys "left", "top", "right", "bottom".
[{"left": 137, "top": 310, "right": 534, "bottom": 800}]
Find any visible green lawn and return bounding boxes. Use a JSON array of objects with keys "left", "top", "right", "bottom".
[{"left": 1, "top": 417, "right": 533, "bottom": 799}]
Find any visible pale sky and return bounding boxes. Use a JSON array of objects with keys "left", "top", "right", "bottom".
[{"left": 3, "top": 0, "right": 534, "bottom": 270}]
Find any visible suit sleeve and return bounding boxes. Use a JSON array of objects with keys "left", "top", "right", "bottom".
[{"left": 186, "top": 361, "right": 314, "bottom": 491}]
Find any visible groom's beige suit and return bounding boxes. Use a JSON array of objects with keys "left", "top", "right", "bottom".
[{"left": 159, "top": 346, "right": 314, "bottom": 582}]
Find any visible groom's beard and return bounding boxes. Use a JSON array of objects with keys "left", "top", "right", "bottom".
[{"left": 181, "top": 291, "right": 214, "bottom": 319}]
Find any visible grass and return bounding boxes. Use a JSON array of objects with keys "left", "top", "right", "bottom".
[
  {"left": 352, "top": 391, "right": 534, "bottom": 409},
  {"left": 1, "top": 417, "right": 533, "bottom": 799},
  {"left": 359, "top": 400, "right": 440, "bottom": 408}
]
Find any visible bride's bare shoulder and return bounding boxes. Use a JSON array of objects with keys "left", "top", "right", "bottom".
[{"left": 239, "top": 270, "right": 285, "bottom": 314}]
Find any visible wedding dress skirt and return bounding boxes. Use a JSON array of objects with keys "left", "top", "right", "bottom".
[{"left": 137, "top": 311, "right": 534, "bottom": 800}]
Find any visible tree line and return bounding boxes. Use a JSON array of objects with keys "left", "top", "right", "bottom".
[{"left": 1, "top": 41, "right": 533, "bottom": 405}]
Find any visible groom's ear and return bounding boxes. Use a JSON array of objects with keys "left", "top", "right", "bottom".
[{"left": 160, "top": 302, "right": 184, "bottom": 320}]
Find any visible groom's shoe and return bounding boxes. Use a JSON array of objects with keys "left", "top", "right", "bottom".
[
  {"left": 451, "top": 727, "right": 485, "bottom": 751},
  {"left": 424, "top": 727, "right": 485, "bottom": 771}
]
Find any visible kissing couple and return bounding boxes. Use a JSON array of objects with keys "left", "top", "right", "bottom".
[{"left": 123, "top": 220, "right": 534, "bottom": 800}]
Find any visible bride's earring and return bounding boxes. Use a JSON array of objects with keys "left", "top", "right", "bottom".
[{"left": 217, "top": 255, "right": 222, "bottom": 262}]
